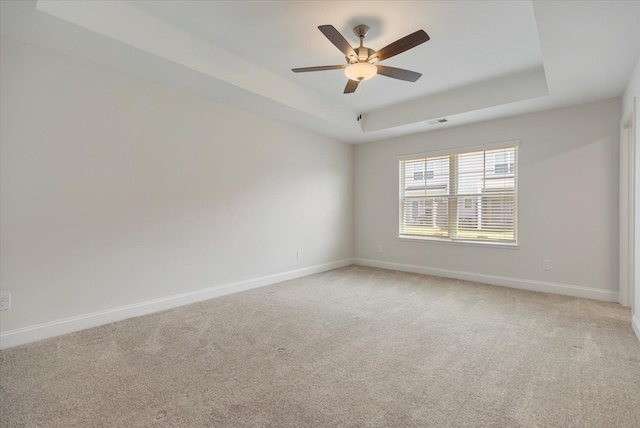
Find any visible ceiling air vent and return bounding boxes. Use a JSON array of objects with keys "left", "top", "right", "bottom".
[{"left": 426, "top": 118, "right": 449, "bottom": 126}]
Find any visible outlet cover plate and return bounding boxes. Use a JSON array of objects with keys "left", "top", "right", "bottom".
[{"left": 0, "top": 293, "right": 11, "bottom": 310}]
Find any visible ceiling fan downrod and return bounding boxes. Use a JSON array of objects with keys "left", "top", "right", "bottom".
[{"left": 352, "top": 25, "right": 373, "bottom": 63}]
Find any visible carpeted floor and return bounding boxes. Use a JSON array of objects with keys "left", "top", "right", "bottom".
[{"left": 1, "top": 265, "right": 639, "bottom": 427}]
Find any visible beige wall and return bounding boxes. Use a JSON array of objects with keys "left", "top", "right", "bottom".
[
  {"left": 355, "top": 98, "right": 620, "bottom": 296},
  {"left": 0, "top": 38, "right": 353, "bottom": 334}
]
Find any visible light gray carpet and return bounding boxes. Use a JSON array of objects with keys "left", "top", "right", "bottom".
[{"left": 1, "top": 265, "right": 639, "bottom": 427}]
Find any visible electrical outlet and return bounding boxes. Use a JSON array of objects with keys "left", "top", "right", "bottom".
[
  {"left": 0, "top": 293, "right": 11, "bottom": 311},
  {"left": 296, "top": 250, "right": 302, "bottom": 260},
  {"left": 542, "top": 259, "right": 551, "bottom": 270},
  {"left": 378, "top": 244, "right": 383, "bottom": 253}
]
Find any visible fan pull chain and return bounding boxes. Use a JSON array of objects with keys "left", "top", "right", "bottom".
[{"left": 356, "top": 79, "right": 365, "bottom": 122}]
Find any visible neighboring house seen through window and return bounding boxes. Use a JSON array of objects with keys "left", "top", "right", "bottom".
[
  {"left": 399, "top": 144, "right": 518, "bottom": 245},
  {"left": 494, "top": 151, "right": 515, "bottom": 175}
]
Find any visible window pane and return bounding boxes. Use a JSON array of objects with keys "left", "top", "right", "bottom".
[
  {"left": 489, "top": 148, "right": 515, "bottom": 177},
  {"left": 401, "top": 197, "right": 449, "bottom": 237},
  {"left": 404, "top": 159, "right": 426, "bottom": 191},
  {"left": 426, "top": 157, "right": 449, "bottom": 196},
  {"left": 458, "top": 151, "right": 485, "bottom": 196}
]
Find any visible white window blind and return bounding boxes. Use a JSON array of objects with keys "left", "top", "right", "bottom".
[{"left": 399, "top": 145, "right": 518, "bottom": 244}]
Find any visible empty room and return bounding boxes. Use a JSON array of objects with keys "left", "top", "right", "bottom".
[{"left": 1, "top": 1, "right": 639, "bottom": 426}]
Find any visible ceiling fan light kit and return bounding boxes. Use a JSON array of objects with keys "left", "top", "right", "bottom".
[
  {"left": 345, "top": 62, "right": 377, "bottom": 81},
  {"left": 292, "top": 24, "right": 430, "bottom": 94}
]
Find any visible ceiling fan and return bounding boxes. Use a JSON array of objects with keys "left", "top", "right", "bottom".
[{"left": 292, "top": 24, "right": 430, "bottom": 94}]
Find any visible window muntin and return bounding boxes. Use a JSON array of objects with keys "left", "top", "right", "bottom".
[{"left": 399, "top": 146, "right": 517, "bottom": 244}]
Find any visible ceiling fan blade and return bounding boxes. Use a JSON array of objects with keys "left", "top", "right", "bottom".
[
  {"left": 370, "top": 30, "right": 430, "bottom": 62},
  {"left": 318, "top": 25, "right": 357, "bottom": 59},
  {"left": 376, "top": 65, "right": 422, "bottom": 82},
  {"left": 344, "top": 79, "right": 359, "bottom": 94},
  {"left": 292, "top": 65, "right": 347, "bottom": 73}
]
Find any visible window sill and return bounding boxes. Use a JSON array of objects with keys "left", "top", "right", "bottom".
[{"left": 398, "top": 235, "right": 519, "bottom": 249}]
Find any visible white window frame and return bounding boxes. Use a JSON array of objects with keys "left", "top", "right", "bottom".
[{"left": 398, "top": 141, "right": 520, "bottom": 248}]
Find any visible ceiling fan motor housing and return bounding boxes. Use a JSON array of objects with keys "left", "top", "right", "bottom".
[{"left": 347, "top": 47, "right": 376, "bottom": 64}]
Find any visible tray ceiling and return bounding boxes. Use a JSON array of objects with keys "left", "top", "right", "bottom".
[{"left": 1, "top": 1, "right": 639, "bottom": 143}]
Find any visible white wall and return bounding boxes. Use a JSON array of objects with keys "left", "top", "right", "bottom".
[
  {"left": 622, "top": 57, "right": 640, "bottom": 118},
  {"left": 355, "top": 98, "right": 620, "bottom": 299},
  {"left": 0, "top": 39, "right": 353, "bottom": 339},
  {"left": 622, "top": 55, "right": 640, "bottom": 339}
]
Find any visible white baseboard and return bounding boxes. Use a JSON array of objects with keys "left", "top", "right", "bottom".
[
  {"left": 633, "top": 315, "right": 640, "bottom": 343},
  {"left": 0, "top": 258, "right": 354, "bottom": 350},
  {"left": 355, "top": 258, "right": 619, "bottom": 302}
]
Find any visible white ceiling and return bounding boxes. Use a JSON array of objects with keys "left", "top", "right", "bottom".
[{"left": 1, "top": 1, "right": 639, "bottom": 144}]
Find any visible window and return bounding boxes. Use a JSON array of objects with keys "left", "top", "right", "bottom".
[
  {"left": 410, "top": 166, "right": 434, "bottom": 184},
  {"left": 399, "top": 144, "right": 518, "bottom": 244}
]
